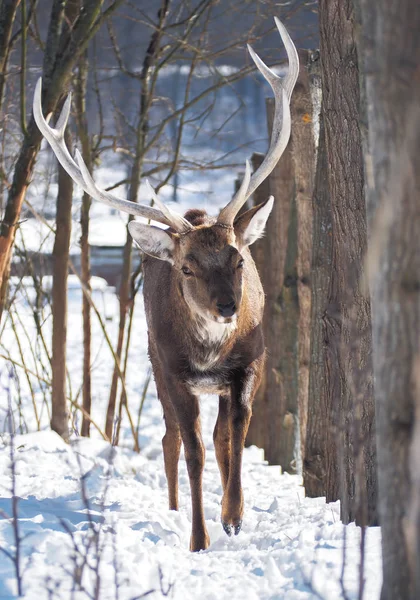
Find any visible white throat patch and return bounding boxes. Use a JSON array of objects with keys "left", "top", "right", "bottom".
[
  {"left": 194, "top": 315, "right": 237, "bottom": 345},
  {"left": 191, "top": 315, "right": 237, "bottom": 371}
]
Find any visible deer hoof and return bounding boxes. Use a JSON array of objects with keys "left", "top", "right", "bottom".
[
  {"left": 222, "top": 519, "right": 242, "bottom": 536},
  {"left": 222, "top": 520, "right": 232, "bottom": 536},
  {"left": 234, "top": 520, "right": 242, "bottom": 535},
  {"left": 222, "top": 521, "right": 242, "bottom": 537}
]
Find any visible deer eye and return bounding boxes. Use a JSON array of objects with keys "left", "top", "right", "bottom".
[
  {"left": 181, "top": 266, "right": 193, "bottom": 276},
  {"left": 237, "top": 259, "right": 244, "bottom": 269}
]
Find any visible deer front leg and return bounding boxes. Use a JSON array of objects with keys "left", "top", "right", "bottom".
[
  {"left": 221, "top": 364, "right": 262, "bottom": 536},
  {"left": 169, "top": 381, "right": 210, "bottom": 552}
]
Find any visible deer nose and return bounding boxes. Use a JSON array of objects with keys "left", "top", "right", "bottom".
[{"left": 216, "top": 300, "right": 236, "bottom": 317}]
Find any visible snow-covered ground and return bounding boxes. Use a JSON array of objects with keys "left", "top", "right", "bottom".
[{"left": 0, "top": 279, "right": 382, "bottom": 599}]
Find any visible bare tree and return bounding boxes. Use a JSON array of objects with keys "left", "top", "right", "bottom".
[
  {"left": 50, "top": 0, "right": 85, "bottom": 442},
  {"left": 51, "top": 128, "right": 73, "bottom": 440},
  {"left": 104, "top": 0, "right": 171, "bottom": 441},
  {"left": 74, "top": 52, "right": 93, "bottom": 437},
  {"left": 357, "top": 0, "right": 420, "bottom": 597}
]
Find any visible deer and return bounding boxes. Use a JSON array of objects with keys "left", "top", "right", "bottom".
[{"left": 33, "top": 17, "right": 298, "bottom": 552}]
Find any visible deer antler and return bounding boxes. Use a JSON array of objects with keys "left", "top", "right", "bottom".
[
  {"left": 217, "top": 17, "right": 299, "bottom": 227},
  {"left": 32, "top": 78, "right": 192, "bottom": 234}
]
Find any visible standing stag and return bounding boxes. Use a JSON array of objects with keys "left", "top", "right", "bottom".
[{"left": 33, "top": 18, "right": 298, "bottom": 551}]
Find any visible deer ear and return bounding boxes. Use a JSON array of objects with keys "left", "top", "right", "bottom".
[
  {"left": 128, "top": 221, "right": 175, "bottom": 263},
  {"left": 233, "top": 196, "right": 274, "bottom": 248}
]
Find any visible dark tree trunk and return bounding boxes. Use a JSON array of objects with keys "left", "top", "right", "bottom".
[
  {"left": 318, "top": 0, "right": 377, "bottom": 524},
  {"left": 51, "top": 130, "right": 73, "bottom": 441},
  {"left": 303, "top": 109, "right": 332, "bottom": 497},
  {"left": 357, "top": 0, "right": 420, "bottom": 597},
  {"left": 74, "top": 52, "right": 92, "bottom": 437}
]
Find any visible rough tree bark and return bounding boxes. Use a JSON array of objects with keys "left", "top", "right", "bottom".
[
  {"left": 290, "top": 50, "right": 318, "bottom": 467},
  {"left": 303, "top": 109, "right": 332, "bottom": 497},
  {"left": 318, "top": 0, "right": 377, "bottom": 524},
  {"left": 357, "top": 0, "right": 420, "bottom": 597},
  {"left": 247, "top": 54, "right": 318, "bottom": 472}
]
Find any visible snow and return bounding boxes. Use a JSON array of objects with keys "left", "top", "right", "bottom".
[{"left": 0, "top": 278, "right": 382, "bottom": 599}]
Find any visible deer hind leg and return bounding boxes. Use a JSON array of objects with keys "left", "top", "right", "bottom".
[
  {"left": 221, "top": 363, "right": 262, "bottom": 537},
  {"left": 153, "top": 355, "right": 182, "bottom": 511},
  {"left": 213, "top": 394, "right": 231, "bottom": 492}
]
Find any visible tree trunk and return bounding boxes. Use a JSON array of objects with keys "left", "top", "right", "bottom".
[
  {"left": 248, "top": 53, "right": 318, "bottom": 472},
  {"left": 290, "top": 50, "right": 319, "bottom": 468},
  {"left": 0, "top": 0, "right": 21, "bottom": 113},
  {"left": 246, "top": 152, "right": 270, "bottom": 451},
  {"left": 105, "top": 0, "right": 170, "bottom": 440},
  {"left": 318, "top": 0, "right": 377, "bottom": 524},
  {"left": 51, "top": 129, "right": 73, "bottom": 441},
  {"left": 246, "top": 97, "right": 297, "bottom": 471},
  {"left": 303, "top": 109, "right": 332, "bottom": 497},
  {"left": 74, "top": 52, "right": 92, "bottom": 437},
  {"left": 357, "top": 0, "right": 420, "bottom": 597}
]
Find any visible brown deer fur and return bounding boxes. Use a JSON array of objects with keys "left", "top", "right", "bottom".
[{"left": 130, "top": 204, "right": 271, "bottom": 551}]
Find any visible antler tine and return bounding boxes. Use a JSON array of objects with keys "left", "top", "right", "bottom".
[
  {"left": 217, "top": 160, "right": 251, "bottom": 226},
  {"left": 33, "top": 78, "right": 189, "bottom": 231},
  {"left": 75, "top": 150, "right": 191, "bottom": 231},
  {"left": 274, "top": 17, "right": 299, "bottom": 102},
  {"left": 33, "top": 78, "right": 87, "bottom": 190},
  {"left": 217, "top": 19, "right": 298, "bottom": 226},
  {"left": 145, "top": 180, "right": 192, "bottom": 233}
]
